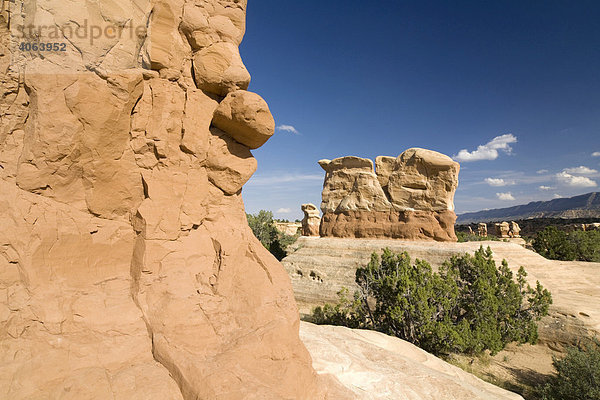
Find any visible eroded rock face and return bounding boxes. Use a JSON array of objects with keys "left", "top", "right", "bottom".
[
  {"left": 319, "top": 148, "right": 460, "bottom": 241},
  {"left": 301, "top": 203, "right": 321, "bottom": 237},
  {"left": 0, "top": 2, "right": 342, "bottom": 399},
  {"left": 510, "top": 221, "right": 521, "bottom": 238},
  {"left": 495, "top": 222, "right": 511, "bottom": 238},
  {"left": 478, "top": 223, "right": 488, "bottom": 237}
]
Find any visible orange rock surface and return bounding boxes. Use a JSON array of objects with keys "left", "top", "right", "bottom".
[{"left": 0, "top": 1, "right": 345, "bottom": 398}]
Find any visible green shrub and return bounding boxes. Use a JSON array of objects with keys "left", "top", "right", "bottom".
[
  {"left": 533, "top": 226, "right": 600, "bottom": 262},
  {"left": 539, "top": 339, "right": 600, "bottom": 400},
  {"left": 532, "top": 226, "right": 577, "bottom": 261},
  {"left": 456, "top": 231, "right": 500, "bottom": 242},
  {"left": 246, "top": 210, "right": 298, "bottom": 260},
  {"left": 312, "top": 288, "right": 366, "bottom": 329},
  {"left": 569, "top": 230, "right": 600, "bottom": 262},
  {"left": 312, "top": 246, "right": 552, "bottom": 356}
]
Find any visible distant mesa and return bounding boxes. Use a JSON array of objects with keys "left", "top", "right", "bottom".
[
  {"left": 457, "top": 192, "right": 600, "bottom": 224},
  {"left": 315, "top": 148, "right": 460, "bottom": 242}
]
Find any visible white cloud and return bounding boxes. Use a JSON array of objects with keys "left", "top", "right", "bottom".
[
  {"left": 453, "top": 134, "right": 517, "bottom": 162},
  {"left": 276, "top": 208, "right": 292, "bottom": 213},
  {"left": 539, "top": 185, "right": 554, "bottom": 190},
  {"left": 276, "top": 125, "right": 300, "bottom": 135},
  {"left": 592, "top": 152, "right": 600, "bottom": 157},
  {"left": 484, "top": 178, "right": 510, "bottom": 187},
  {"left": 556, "top": 171, "right": 597, "bottom": 188},
  {"left": 537, "top": 169, "right": 549, "bottom": 174},
  {"left": 553, "top": 194, "right": 562, "bottom": 199},
  {"left": 496, "top": 192, "right": 515, "bottom": 201},
  {"left": 249, "top": 174, "right": 323, "bottom": 185},
  {"left": 562, "top": 166, "right": 598, "bottom": 175}
]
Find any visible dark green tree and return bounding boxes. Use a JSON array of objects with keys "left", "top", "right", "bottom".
[
  {"left": 569, "top": 230, "right": 600, "bottom": 262},
  {"left": 532, "top": 226, "right": 577, "bottom": 261},
  {"left": 313, "top": 246, "right": 552, "bottom": 356},
  {"left": 247, "top": 210, "right": 278, "bottom": 246},
  {"left": 533, "top": 226, "right": 600, "bottom": 262},
  {"left": 246, "top": 210, "right": 298, "bottom": 261}
]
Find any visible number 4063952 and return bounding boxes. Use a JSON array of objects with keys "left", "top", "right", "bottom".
[{"left": 19, "top": 42, "right": 67, "bottom": 52}]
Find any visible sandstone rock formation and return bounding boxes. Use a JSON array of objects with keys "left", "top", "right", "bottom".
[
  {"left": 582, "top": 222, "right": 600, "bottom": 231},
  {"left": 510, "top": 221, "right": 521, "bottom": 238},
  {"left": 495, "top": 222, "right": 511, "bottom": 238},
  {"left": 318, "top": 148, "right": 460, "bottom": 241},
  {"left": 301, "top": 203, "right": 321, "bottom": 237},
  {"left": 274, "top": 221, "right": 302, "bottom": 236},
  {"left": 0, "top": 2, "right": 344, "bottom": 399},
  {"left": 478, "top": 222, "right": 488, "bottom": 237}
]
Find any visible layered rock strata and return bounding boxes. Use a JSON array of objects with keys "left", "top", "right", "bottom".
[
  {"left": 0, "top": 1, "right": 343, "bottom": 399},
  {"left": 495, "top": 222, "right": 511, "bottom": 238},
  {"left": 275, "top": 221, "right": 302, "bottom": 236},
  {"left": 318, "top": 148, "right": 460, "bottom": 241},
  {"left": 301, "top": 322, "right": 523, "bottom": 400}
]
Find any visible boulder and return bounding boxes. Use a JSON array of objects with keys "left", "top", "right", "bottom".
[
  {"left": 387, "top": 148, "right": 460, "bottom": 212},
  {"left": 192, "top": 42, "right": 251, "bottom": 96},
  {"left": 181, "top": 3, "right": 246, "bottom": 50},
  {"left": 212, "top": 90, "right": 275, "bottom": 149},
  {"left": 319, "top": 156, "right": 392, "bottom": 214},
  {"left": 206, "top": 127, "right": 257, "bottom": 195}
]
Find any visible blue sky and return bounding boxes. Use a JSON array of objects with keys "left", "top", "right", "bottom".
[{"left": 240, "top": 1, "right": 600, "bottom": 220}]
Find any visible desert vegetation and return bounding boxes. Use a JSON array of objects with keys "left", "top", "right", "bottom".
[
  {"left": 532, "top": 226, "right": 600, "bottom": 262},
  {"left": 247, "top": 210, "right": 299, "bottom": 260},
  {"left": 456, "top": 231, "right": 501, "bottom": 242},
  {"left": 538, "top": 339, "right": 600, "bottom": 400},
  {"left": 312, "top": 246, "right": 552, "bottom": 356}
]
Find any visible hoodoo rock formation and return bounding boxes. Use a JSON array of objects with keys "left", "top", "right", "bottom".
[
  {"left": 0, "top": 1, "right": 346, "bottom": 399},
  {"left": 301, "top": 203, "right": 321, "bottom": 237},
  {"left": 318, "top": 148, "right": 460, "bottom": 241},
  {"left": 478, "top": 222, "right": 488, "bottom": 237}
]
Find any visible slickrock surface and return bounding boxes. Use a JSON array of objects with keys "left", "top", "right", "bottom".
[
  {"left": 301, "top": 322, "right": 523, "bottom": 400},
  {"left": 0, "top": 2, "right": 347, "bottom": 399},
  {"left": 283, "top": 237, "right": 600, "bottom": 347},
  {"left": 318, "top": 148, "right": 460, "bottom": 241}
]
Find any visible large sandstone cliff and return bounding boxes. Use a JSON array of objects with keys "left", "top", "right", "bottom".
[
  {"left": 0, "top": 1, "right": 345, "bottom": 398},
  {"left": 319, "top": 149, "right": 460, "bottom": 241}
]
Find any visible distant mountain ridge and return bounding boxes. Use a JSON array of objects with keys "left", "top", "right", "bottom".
[{"left": 456, "top": 192, "right": 600, "bottom": 224}]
